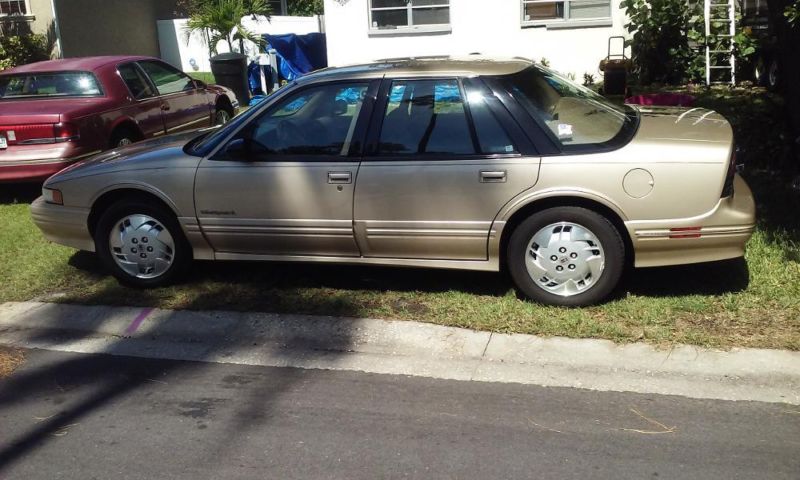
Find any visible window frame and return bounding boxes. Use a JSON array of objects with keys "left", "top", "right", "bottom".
[
  {"left": 364, "top": 76, "right": 535, "bottom": 161},
  {"left": 368, "top": 0, "right": 452, "bottom": 36},
  {"left": 135, "top": 60, "right": 197, "bottom": 98},
  {"left": 211, "top": 78, "right": 380, "bottom": 163},
  {"left": 0, "top": 0, "right": 31, "bottom": 18},
  {"left": 116, "top": 62, "right": 158, "bottom": 101},
  {"left": 520, "top": 0, "right": 612, "bottom": 29}
]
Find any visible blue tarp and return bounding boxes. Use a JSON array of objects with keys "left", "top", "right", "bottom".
[{"left": 264, "top": 33, "right": 327, "bottom": 82}]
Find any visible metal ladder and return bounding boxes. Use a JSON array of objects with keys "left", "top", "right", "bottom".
[{"left": 704, "top": 0, "right": 737, "bottom": 85}]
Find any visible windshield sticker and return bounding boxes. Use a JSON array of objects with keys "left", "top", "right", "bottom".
[{"left": 557, "top": 123, "right": 574, "bottom": 139}]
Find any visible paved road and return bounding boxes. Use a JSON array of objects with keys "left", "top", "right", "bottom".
[{"left": 1, "top": 349, "right": 798, "bottom": 480}]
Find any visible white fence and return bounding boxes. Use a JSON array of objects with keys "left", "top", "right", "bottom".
[{"left": 157, "top": 15, "right": 322, "bottom": 72}]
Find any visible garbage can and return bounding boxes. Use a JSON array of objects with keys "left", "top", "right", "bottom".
[{"left": 210, "top": 53, "right": 250, "bottom": 106}]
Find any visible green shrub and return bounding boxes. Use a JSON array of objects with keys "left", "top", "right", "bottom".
[{"left": 0, "top": 34, "right": 49, "bottom": 70}]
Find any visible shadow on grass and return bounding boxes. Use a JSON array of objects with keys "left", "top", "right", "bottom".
[{"left": 0, "top": 182, "right": 41, "bottom": 206}]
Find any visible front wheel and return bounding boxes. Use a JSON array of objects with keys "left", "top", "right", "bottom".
[
  {"left": 507, "top": 207, "right": 625, "bottom": 307},
  {"left": 94, "top": 199, "right": 191, "bottom": 288}
]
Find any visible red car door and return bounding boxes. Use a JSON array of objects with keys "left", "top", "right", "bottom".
[
  {"left": 116, "top": 62, "right": 166, "bottom": 138},
  {"left": 137, "top": 60, "right": 212, "bottom": 134}
]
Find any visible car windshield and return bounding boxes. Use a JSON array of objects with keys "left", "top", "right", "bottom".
[
  {"left": 499, "top": 66, "right": 637, "bottom": 148},
  {"left": 0, "top": 72, "right": 103, "bottom": 99}
]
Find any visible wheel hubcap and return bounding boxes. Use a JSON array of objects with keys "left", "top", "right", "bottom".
[
  {"left": 215, "top": 110, "right": 231, "bottom": 125},
  {"left": 524, "top": 222, "right": 605, "bottom": 297},
  {"left": 109, "top": 214, "right": 175, "bottom": 279},
  {"left": 118, "top": 137, "right": 133, "bottom": 147}
]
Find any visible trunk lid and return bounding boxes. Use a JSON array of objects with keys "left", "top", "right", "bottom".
[{"left": 632, "top": 106, "right": 733, "bottom": 145}]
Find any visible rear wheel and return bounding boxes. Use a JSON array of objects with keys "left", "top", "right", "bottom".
[
  {"left": 109, "top": 127, "right": 138, "bottom": 149},
  {"left": 507, "top": 207, "right": 625, "bottom": 307},
  {"left": 94, "top": 199, "right": 191, "bottom": 288}
]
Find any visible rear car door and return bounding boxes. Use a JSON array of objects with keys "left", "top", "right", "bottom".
[
  {"left": 194, "top": 80, "right": 377, "bottom": 256},
  {"left": 353, "top": 77, "right": 541, "bottom": 261},
  {"left": 116, "top": 62, "right": 167, "bottom": 137},
  {"left": 137, "top": 60, "right": 211, "bottom": 134}
]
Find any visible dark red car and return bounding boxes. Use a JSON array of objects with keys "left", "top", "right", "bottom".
[{"left": 0, "top": 55, "right": 239, "bottom": 182}]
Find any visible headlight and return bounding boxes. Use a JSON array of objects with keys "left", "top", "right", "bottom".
[{"left": 42, "top": 188, "right": 63, "bottom": 205}]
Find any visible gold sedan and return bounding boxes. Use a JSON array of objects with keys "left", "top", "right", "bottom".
[{"left": 31, "top": 57, "right": 755, "bottom": 306}]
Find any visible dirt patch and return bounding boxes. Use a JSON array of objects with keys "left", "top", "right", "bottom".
[{"left": 0, "top": 346, "right": 25, "bottom": 378}]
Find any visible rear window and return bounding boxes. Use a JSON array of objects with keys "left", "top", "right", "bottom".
[
  {"left": 499, "top": 66, "right": 637, "bottom": 150},
  {"left": 0, "top": 72, "right": 103, "bottom": 99}
]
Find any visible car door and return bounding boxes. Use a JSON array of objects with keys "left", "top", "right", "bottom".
[
  {"left": 194, "top": 80, "right": 377, "bottom": 256},
  {"left": 137, "top": 60, "right": 211, "bottom": 134},
  {"left": 115, "top": 62, "right": 167, "bottom": 137},
  {"left": 353, "top": 77, "right": 541, "bottom": 261}
]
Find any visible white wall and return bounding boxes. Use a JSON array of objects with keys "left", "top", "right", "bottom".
[
  {"left": 158, "top": 15, "right": 321, "bottom": 72},
  {"left": 323, "top": 0, "right": 629, "bottom": 79}
]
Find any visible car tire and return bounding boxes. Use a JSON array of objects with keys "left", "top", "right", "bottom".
[
  {"left": 94, "top": 199, "right": 191, "bottom": 288},
  {"left": 110, "top": 127, "right": 137, "bottom": 149},
  {"left": 506, "top": 207, "right": 625, "bottom": 307},
  {"left": 214, "top": 107, "right": 232, "bottom": 125}
]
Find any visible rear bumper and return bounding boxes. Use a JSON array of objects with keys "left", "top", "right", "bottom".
[
  {"left": 0, "top": 145, "right": 100, "bottom": 182},
  {"left": 30, "top": 196, "right": 95, "bottom": 252},
  {"left": 628, "top": 174, "right": 756, "bottom": 268}
]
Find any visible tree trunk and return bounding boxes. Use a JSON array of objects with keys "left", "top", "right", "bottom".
[{"left": 766, "top": 0, "right": 800, "bottom": 174}]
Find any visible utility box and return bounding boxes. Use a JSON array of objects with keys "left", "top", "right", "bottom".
[{"left": 210, "top": 53, "right": 250, "bottom": 106}]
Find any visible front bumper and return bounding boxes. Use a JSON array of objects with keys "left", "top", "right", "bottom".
[
  {"left": 30, "top": 196, "right": 95, "bottom": 252},
  {"left": 628, "top": 173, "right": 756, "bottom": 268}
]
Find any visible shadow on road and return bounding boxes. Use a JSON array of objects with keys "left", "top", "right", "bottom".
[{"left": 0, "top": 285, "right": 357, "bottom": 474}]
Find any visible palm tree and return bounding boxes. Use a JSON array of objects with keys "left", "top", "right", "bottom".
[{"left": 184, "top": 0, "right": 272, "bottom": 57}]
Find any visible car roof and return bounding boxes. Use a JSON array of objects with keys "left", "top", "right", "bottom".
[
  {"left": 298, "top": 55, "right": 534, "bottom": 84},
  {"left": 1, "top": 55, "right": 158, "bottom": 74}
]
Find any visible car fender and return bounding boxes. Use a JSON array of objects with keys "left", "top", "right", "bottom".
[{"left": 488, "top": 187, "right": 631, "bottom": 263}]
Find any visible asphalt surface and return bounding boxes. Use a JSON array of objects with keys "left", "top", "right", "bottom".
[{"left": 1, "top": 349, "right": 798, "bottom": 479}]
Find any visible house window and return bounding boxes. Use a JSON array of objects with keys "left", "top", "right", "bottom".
[
  {"left": 369, "top": 0, "right": 450, "bottom": 32},
  {"left": 0, "top": 0, "right": 29, "bottom": 16},
  {"left": 521, "top": 0, "right": 610, "bottom": 25}
]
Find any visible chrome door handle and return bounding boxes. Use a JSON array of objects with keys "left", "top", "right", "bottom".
[
  {"left": 327, "top": 171, "right": 352, "bottom": 184},
  {"left": 479, "top": 170, "right": 506, "bottom": 183}
]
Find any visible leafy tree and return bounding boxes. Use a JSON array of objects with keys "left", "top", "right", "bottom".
[
  {"left": 184, "top": 0, "right": 272, "bottom": 56},
  {"left": 0, "top": 34, "right": 49, "bottom": 70},
  {"left": 288, "top": 0, "right": 324, "bottom": 16}
]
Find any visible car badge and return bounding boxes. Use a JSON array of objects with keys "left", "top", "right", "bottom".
[{"left": 6, "top": 131, "right": 15, "bottom": 141}]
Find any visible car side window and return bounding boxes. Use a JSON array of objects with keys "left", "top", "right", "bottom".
[
  {"left": 229, "top": 82, "right": 369, "bottom": 158},
  {"left": 118, "top": 63, "right": 155, "bottom": 100},
  {"left": 378, "top": 79, "right": 475, "bottom": 156},
  {"left": 137, "top": 61, "right": 195, "bottom": 96},
  {"left": 466, "top": 90, "right": 518, "bottom": 155}
]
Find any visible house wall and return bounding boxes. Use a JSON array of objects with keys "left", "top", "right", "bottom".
[
  {"left": 323, "top": 0, "right": 629, "bottom": 79},
  {"left": 158, "top": 15, "right": 322, "bottom": 72},
  {"left": 53, "top": 0, "right": 168, "bottom": 58}
]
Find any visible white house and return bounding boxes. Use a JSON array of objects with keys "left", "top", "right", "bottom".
[{"left": 322, "top": 0, "right": 630, "bottom": 79}]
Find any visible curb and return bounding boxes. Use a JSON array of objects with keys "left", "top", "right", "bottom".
[{"left": 1, "top": 301, "right": 798, "bottom": 404}]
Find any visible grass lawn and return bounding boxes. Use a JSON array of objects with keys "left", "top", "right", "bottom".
[
  {"left": 1, "top": 86, "right": 798, "bottom": 351},
  {"left": 1, "top": 174, "right": 798, "bottom": 351},
  {"left": 188, "top": 71, "right": 216, "bottom": 85}
]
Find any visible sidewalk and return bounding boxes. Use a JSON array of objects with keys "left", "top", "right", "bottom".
[{"left": 1, "top": 301, "right": 798, "bottom": 404}]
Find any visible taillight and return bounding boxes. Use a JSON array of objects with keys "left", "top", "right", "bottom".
[
  {"left": 54, "top": 122, "right": 80, "bottom": 142},
  {"left": 0, "top": 122, "right": 79, "bottom": 145},
  {"left": 721, "top": 148, "right": 736, "bottom": 198}
]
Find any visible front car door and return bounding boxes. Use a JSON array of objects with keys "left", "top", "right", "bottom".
[
  {"left": 137, "top": 60, "right": 211, "bottom": 134},
  {"left": 194, "top": 79, "right": 377, "bottom": 256},
  {"left": 353, "top": 77, "right": 541, "bottom": 261}
]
